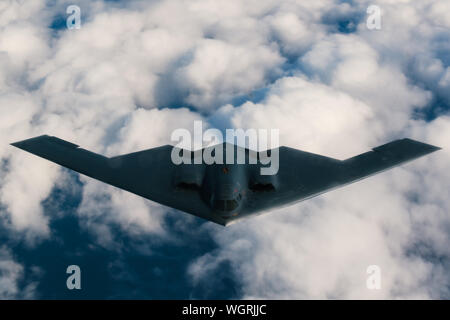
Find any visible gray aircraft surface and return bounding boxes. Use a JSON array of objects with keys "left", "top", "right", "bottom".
[{"left": 11, "top": 135, "right": 440, "bottom": 226}]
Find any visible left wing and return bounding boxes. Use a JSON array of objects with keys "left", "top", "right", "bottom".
[{"left": 239, "top": 138, "right": 441, "bottom": 219}]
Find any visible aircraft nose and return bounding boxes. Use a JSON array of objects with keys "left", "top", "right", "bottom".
[
  {"left": 217, "top": 184, "right": 234, "bottom": 199},
  {"left": 210, "top": 182, "right": 244, "bottom": 217},
  {"left": 211, "top": 194, "right": 243, "bottom": 220}
]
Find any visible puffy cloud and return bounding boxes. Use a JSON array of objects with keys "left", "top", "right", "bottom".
[
  {"left": 357, "top": 0, "right": 450, "bottom": 117},
  {"left": 75, "top": 107, "right": 204, "bottom": 249},
  {"left": 169, "top": 38, "right": 284, "bottom": 111},
  {"left": 427, "top": 1, "right": 450, "bottom": 28},
  {"left": 189, "top": 77, "right": 449, "bottom": 299},
  {"left": 222, "top": 76, "right": 379, "bottom": 157},
  {"left": 187, "top": 0, "right": 450, "bottom": 300},
  {"left": 0, "top": 246, "right": 25, "bottom": 299},
  {"left": 190, "top": 142, "right": 449, "bottom": 298},
  {"left": 301, "top": 34, "right": 431, "bottom": 135},
  {"left": 0, "top": 246, "right": 40, "bottom": 299},
  {"left": 0, "top": 0, "right": 449, "bottom": 299}
]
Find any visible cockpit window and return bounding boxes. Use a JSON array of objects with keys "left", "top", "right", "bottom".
[
  {"left": 214, "top": 199, "right": 239, "bottom": 211},
  {"left": 226, "top": 200, "right": 238, "bottom": 211},
  {"left": 214, "top": 200, "right": 226, "bottom": 211}
]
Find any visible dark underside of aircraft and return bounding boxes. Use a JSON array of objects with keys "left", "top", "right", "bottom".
[{"left": 11, "top": 135, "right": 440, "bottom": 226}]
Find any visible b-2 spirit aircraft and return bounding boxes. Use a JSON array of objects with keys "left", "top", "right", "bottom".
[{"left": 11, "top": 135, "right": 440, "bottom": 226}]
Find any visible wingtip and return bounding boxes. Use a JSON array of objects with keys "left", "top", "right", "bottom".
[
  {"left": 10, "top": 140, "right": 26, "bottom": 149},
  {"left": 10, "top": 135, "right": 52, "bottom": 153},
  {"left": 425, "top": 143, "right": 441, "bottom": 153},
  {"left": 402, "top": 138, "right": 442, "bottom": 154}
]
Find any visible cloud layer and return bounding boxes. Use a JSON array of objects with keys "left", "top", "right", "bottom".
[{"left": 0, "top": 0, "right": 449, "bottom": 299}]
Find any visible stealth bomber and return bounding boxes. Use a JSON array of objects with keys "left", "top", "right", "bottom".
[{"left": 11, "top": 135, "right": 440, "bottom": 226}]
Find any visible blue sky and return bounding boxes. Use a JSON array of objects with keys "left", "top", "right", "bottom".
[{"left": 0, "top": 0, "right": 449, "bottom": 299}]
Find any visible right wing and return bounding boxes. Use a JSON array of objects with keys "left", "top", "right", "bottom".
[{"left": 11, "top": 135, "right": 223, "bottom": 224}]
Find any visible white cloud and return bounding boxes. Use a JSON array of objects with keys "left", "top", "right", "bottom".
[
  {"left": 171, "top": 38, "right": 284, "bottom": 111},
  {"left": 0, "top": 0, "right": 449, "bottom": 299},
  {"left": 222, "top": 76, "right": 380, "bottom": 158},
  {"left": 0, "top": 246, "right": 24, "bottom": 299},
  {"left": 301, "top": 34, "right": 431, "bottom": 135},
  {"left": 188, "top": 0, "right": 450, "bottom": 299}
]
